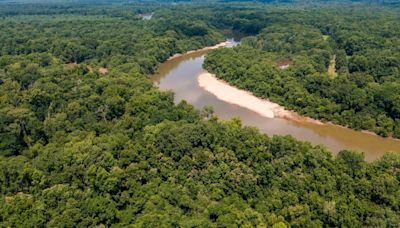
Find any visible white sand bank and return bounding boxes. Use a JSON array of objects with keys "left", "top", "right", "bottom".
[
  {"left": 167, "top": 41, "right": 229, "bottom": 61},
  {"left": 198, "top": 71, "right": 323, "bottom": 124}
]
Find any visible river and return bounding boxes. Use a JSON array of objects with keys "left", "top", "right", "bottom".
[{"left": 151, "top": 38, "right": 400, "bottom": 161}]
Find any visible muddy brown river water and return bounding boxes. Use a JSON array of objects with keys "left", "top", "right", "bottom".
[{"left": 151, "top": 38, "right": 400, "bottom": 161}]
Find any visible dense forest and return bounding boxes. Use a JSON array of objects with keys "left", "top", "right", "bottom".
[
  {"left": 1, "top": 1, "right": 400, "bottom": 227},
  {"left": 205, "top": 6, "right": 400, "bottom": 138}
]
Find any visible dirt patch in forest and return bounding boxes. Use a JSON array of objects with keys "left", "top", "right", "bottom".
[
  {"left": 328, "top": 55, "right": 337, "bottom": 78},
  {"left": 276, "top": 59, "right": 293, "bottom": 70},
  {"left": 65, "top": 63, "right": 108, "bottom": 75},
  {"left": 99, "top": 67, "right": 108, "bottom": 74},
  {"left": 65, "top": 62, "right": 79, "bottom": 68}
]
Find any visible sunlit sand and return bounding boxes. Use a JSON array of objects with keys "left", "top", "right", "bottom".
[
  {"left": 198, "top": 71, "right": 283, "bottom": 118},
  {"left": 198, "top": 71, "right": 323, "bottom": 124},
  {"left": 167, "top": 41, "right": 229, "bottom": 61}
]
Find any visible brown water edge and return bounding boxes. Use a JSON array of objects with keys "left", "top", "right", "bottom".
[{"left": 151, "top": 40, "right": 400, "bottom": 162}]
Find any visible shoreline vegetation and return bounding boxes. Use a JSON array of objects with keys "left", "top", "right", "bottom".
[
  {"left": 167, "top": 41, "right": 399, "bottom": 141},
  {"left": 198, "top": 68, "right": 400, "bottom": 141},
  {"left": 198, "top": 70, "right": 400, "bottom": 141}
]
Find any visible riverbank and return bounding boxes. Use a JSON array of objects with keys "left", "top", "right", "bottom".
[
  {"left": 152, "top": 40, "right": 400, "bottom": 160},
  {"left": 166, "top": 41, "right": 397, "bottom": 139},
  {"left": 167, "top": 41, "right": 229, "bottom": 61},
  {"left": 198, "top": 71, "right": 323, "bottom": 125},
  {"left": 198, "top": 71, "right": 400, "bottom": 140}
]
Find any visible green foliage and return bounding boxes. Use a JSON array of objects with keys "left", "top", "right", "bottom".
[{"left": 0, "top": 2, "right": 399, "bottom": 227}]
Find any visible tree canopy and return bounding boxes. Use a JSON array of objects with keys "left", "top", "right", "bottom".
[{"left": 0, "top": 2, "right": 399, "bottom": 227}]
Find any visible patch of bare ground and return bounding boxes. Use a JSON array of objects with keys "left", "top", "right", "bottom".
[
  {"left": 277, "top": 59, "right": 293, "bottom": 70},
  {"left": 99, "top": 67, "right": 108, "bottom": 74}
]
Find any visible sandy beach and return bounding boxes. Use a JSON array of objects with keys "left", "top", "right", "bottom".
[
  {"left": 167, "top": 41, "right": 229, "bottom": 61},
  {"left": 198, "top": 71, "right": 323, "bottom": 125}
]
